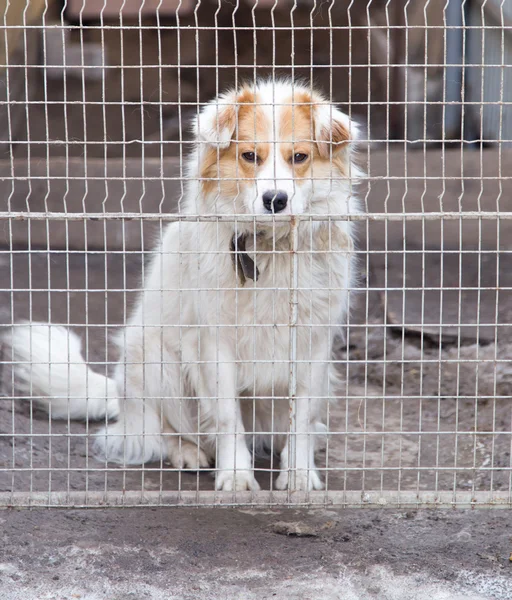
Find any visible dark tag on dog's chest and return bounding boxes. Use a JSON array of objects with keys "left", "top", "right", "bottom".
[{"left": 231, "top": 234, "right": 259, "bottom": 285}]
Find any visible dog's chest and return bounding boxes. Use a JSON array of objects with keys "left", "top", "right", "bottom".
[{"left": 220, "top": 239, "right": 351, "bottom": 356}]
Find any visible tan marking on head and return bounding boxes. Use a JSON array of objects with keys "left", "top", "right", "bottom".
[
  {"left": 200, "top": 88, "right": 271, "bottom": 200},
  {"left": 199, "top": 86, "right": 353, "bottom": 203},
  {"left": 317, "top": 118, "right": 350, "bottom": 159},
  {"left": 278, "top": 92, "right": 350, "bottom": 179},
  {"left": 278, "top": 91, "right": 314, "bottom": 142},
  {"left": 237, "top": 87, "right": 256, "bottom": 105},
  {"left": 217, "top": 104, "right": 237, "bottom": 136},
  {"left": 277, "top": 92, "right": 316, "bottom": 178},
  {"left": 236, "top": 102, "right": 268, "bottom": 147},
  {"left": 212, "top": 87, "right": 256, "bottom": 137}
]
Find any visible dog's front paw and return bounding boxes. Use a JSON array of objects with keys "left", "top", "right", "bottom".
[
  {"left": 168, "top": 439, "right": 210, "bottom": 470},
  {"left": 275, "top": 469, "right": 324, "bottom": 491},
  {"left": 215, "top": 470, "right": 261, "bottom": 491}
]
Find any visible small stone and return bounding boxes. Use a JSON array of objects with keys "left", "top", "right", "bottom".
[{"left": 271, "top": 521, "right": 318, "bottom": 537}]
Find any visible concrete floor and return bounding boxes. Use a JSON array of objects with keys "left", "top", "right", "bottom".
[{"left": 1, "top": 506, "right": 511, "bottom": 599}]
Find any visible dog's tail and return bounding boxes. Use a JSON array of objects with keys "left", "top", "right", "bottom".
[{"left": 2, "top": 323, "right": 119, "bottom": 421}]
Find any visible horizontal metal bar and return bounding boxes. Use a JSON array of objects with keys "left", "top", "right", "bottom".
[
  {"left": 0, "top": 490, "right": 510, "bottom": 509},
  {"left": 1, "top": 211, "right": 511, "bottom": 222},
  {"left": 1, "top": 173, "right": 510, "bottom": 180},
  {"left": 0, "top": 174, "right": 508, "bottom": 180},
  {"left": 2, "top": 394, "right": 510, "bottom": 400},
  {"left": 0, "top": 286, "right": 509, "bottom": 294},
  {"left": 2, "top": 357, "right": 508, "bottom": 366},
  {"left": 2, "top": 431, "right": 510, "bottom": 439},
  {"left": 1, "top": 25, "right": 510, "bottom": 31},
  {"left": 2, "top": 138, "right": 512, "bottom": 146},
  {"left": 1, "top": 71, "right": 511, "bottom": 78}
]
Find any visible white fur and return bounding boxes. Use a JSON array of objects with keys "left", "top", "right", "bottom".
[
  {"left": 5, "top": 80, "right": 360, "bottom": 491},
  {"left": 5, "top": 324, "right": 119, "bottom": 421}
]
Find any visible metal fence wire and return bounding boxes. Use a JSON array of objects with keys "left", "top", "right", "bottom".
[{"left": 0, "top": 0, "right": 511, "bottom": 508}]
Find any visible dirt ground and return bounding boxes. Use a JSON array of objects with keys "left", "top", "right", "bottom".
[
  {"left": 1, "top": 506, "right": 512, "bottom": 599},
  {"left": 0, "top": 241, "right": 511, "bottom": 498}
]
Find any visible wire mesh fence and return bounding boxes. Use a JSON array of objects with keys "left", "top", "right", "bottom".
[{"left": 0, "top": 0, "right": 511, "bottom": 508}]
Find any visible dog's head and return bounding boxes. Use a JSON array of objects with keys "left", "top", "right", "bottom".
[{"left": 192, "top": 80, "right": 360, "bottom": 221}]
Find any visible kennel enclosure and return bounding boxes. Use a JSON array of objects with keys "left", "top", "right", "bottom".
[{"left": 0, "top": 0, "right": 511, "bottom": 508}]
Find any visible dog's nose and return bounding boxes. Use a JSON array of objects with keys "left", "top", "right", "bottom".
[{"left": 262, "top": 190, "right": 288, "bottom": 213}]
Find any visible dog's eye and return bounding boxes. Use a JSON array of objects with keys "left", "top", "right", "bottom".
[
  {"left": 241, "top": 152, "right": 257, "bottom": 163},
  {"left": 293, "top": 153, "right": 308, "bottom": 163}
]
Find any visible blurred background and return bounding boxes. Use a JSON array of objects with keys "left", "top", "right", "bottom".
[{"left": 1, "top": 0, "right": 510, "bottom": 162}]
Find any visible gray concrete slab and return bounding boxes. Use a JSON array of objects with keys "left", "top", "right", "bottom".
[{"left": 1, "top": 507, "right": 511, "bottom": 599}]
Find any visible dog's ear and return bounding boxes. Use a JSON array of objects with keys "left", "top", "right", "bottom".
[
  {"left": 314, "top": 105, "right": 359, "bottom": 160},
  {"left": 193, "top": 92, "right": 238, "bottom": 149}
]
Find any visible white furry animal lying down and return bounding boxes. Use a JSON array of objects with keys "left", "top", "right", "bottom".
[{"left": 5, "top": 80, "right": 361, "bottom": 491}]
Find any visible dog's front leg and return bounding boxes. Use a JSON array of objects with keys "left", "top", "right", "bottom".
[
  {"left": 275, "top": 361, "right": 327, "bottom": 492},
  {"left": 198, "top": 339, "right": 260, "bottom": 492}
]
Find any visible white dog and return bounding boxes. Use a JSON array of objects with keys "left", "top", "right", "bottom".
[{"left": 5, "top": 80, "right": 360, "bottom": 492}]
